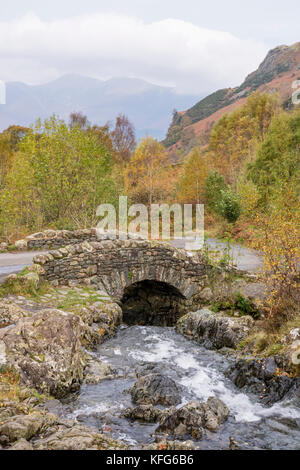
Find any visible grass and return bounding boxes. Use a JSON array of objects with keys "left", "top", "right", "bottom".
[
  {"left": 0, "top": 366, "right": 51, "bottom": 403},
  {"left": 55, "top": 287, "right": 107, "bottom": 314},
  {"left": 7, "top": 245, "right": 17, "bottom": 252},
  {"left": 238, "top": 314, "right": 300, "bottom": 357},
  {"left": 211, "top": 293, "right": 259, "bottom": 318},
  {"left": 0, "top": 275, "right": 53, "bottom": 299}
]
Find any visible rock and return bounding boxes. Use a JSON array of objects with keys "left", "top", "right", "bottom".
[
  {"left": 8, "top": 438, "right": 34, "bottom": 450},
  {"left": 204, "top": 397, "right": 230, "bottom": 431},
  {"left": 32, "top": 254, "right": 53, "bottom": 265},
  {"left": 28, "top": 264, "right": 45, "bottom": 276},
  {"left": 22, "top": 272, "right": 40, "bottom": 290},
  {"left": 199, "top": 287, "right": 213, "bottom": 303},
  {"left": 0, "top": 340, "right": 7, "bottom": 366},
  {"left": 129, "top": 374, "right": 181, "bottom": 406},
  {"left": 2, "top": 274, "right": 18, "bottom": 284},
  {"left": 14, "top": 240, "right": 28, "bottom": 251},
  {"left": 33, "top": 423, "right": 128, "bottom": 450},
  {"left": 28, "top": 232, "right": 46, "bottom": 240},
  {"left": 2, "top": 272, "right": 40, "bottom": 292},
  {"left": 239, "top": 281, "right": 266, "bottom": 309},
  {"left": 84, "top": 357, "right": 116, "bottom": 384},
  {"left": 288, "top": 340, "right": 300, "bottom": 366},
  {"left": 282, "top": 328, "right": 300, "bottom": 345},
  {"left": 0, "top": 242, "right": 8, "bottom": 253},
  {"left": 0, "top": 404, "right": 128, "bottom": 450},
  {"left": 77, "top": 300, "right": 122, "bottom": 350},
  {"left": 124, "top": 405, "right": 163, "bottom": 423},
  {"left": 176, "top": 308, "right": 254, "bottom": 350},
  {"left": 144, "top": 440, "right": 196, "bottom": 450},
  {"left": 0, "top": 300, "right": 30, "bottom": 327},
  {"left": 36, "top": 399, "right": 65, "bottom": 417},
  {"left": 0, "top": 309, "right": 86, "bottom": 398},
  {"left": 155, "top": 398, "right": 229, "bottom": 440},
  {"left": 0, "top": 411, "right": 58, "bottom": 443},
  {"left": 226, "top": 356, "right": 300, "bottom": 405},
  {"left": 86, "top": 265, "right": 97, "bottom": 277}
]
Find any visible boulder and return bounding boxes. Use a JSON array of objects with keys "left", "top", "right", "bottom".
[
  {"left": 124, "top": 404, "right": 163, "bottom": 423},
  {"left": 14, "top": 240, "right": 28, "bottom": 251},
  {"left": 0, "top": 300, "right": 31, "bottom": 327},
  {"left": 129, "top": 373, "right": 181, "bottom": 406},
  {"left": 0, "top": 411, "right": 58, "bottom": 444},
  {"left": 84, "top": 357, "right": 116, "bottom": 384},
  {"left": 226, "top": 355, "right": 300, "bottom": 405},
  {"left": 0, "top": 404, "right": 128, "bottom": 450},
  {"left": 8, "top": 438, "right": 34, "bottom": 450},
  {"left": 0, "top": 242, "right": 8, "bottom": 253},
  {"left": 0, "top": 309, "right": 86, "bottom": 397},
  {"left": 155, "top": 398, "right": 229, "bottom": 440},
  {"left": 33, "top": 423, "right": 127, "bottom": 450},
  {"left": 176, "top": 308, "right": 254, "bottom": 350},
  {"left": 282, "top": 328, "right": 300, "bottom": 345}
]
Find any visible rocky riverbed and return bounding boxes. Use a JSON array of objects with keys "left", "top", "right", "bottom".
[{"left": 0, "top": 277, "right": 299, "bottom": 450}]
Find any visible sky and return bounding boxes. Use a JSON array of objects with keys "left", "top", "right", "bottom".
[{"left": 0, "top": 0, "right": 299, "bottom": 95}]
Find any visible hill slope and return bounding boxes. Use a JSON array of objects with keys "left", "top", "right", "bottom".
[
  {"left": 164, "top": 42, "right": 300, "bottom": 154},
  {"left": 0, "top": 74, "right": 199, "bottom": 140}
]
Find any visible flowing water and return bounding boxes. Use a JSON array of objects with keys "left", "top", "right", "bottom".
[{"left": 63, "top": 325, "right": 300, "bottom": 450}]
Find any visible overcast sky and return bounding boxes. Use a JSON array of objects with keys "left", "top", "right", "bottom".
[{"left": 1, "top": 0, "right": 299, "bottom": 95}]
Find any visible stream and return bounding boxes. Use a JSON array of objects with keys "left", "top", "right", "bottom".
[{"left": 62, "top": 325, "right": 300, "bottom": 450}]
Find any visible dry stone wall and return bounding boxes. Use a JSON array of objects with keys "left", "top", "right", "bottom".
[{"left": 14, "top": 229, "right": 98, "bottom": 251}]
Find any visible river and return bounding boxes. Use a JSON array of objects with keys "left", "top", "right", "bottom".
[{"left": 62, "top": 325, "right": 300, "bottom": 450}]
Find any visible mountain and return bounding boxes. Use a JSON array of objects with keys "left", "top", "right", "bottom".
[
  {"left": 0, "top": 74, "right": 199, "bottom": 140},
  {"left": 164, "top": 41, "right": 300, "bottom": 154}
]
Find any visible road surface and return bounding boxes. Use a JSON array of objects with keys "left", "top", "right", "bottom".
[{"left": 0, "top": 251, "right": 45, "bottom": 283}]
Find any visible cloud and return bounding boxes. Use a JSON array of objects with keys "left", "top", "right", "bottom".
[{"left": 0, "top": 12, "right": 268, "bottom": 94}]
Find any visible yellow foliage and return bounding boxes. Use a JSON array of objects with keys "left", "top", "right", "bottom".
[
  {"left": 125, "top": 136, "right": 177, "bottom": 206},
  {"left": 251, "top": 190, "right": 300, "bottom": 328},
  {"left": 176, "top": 147, "right": 208, "bottom": 204},
  {"left": 208, "top": 92, "right": 279, "bottom": 186}
]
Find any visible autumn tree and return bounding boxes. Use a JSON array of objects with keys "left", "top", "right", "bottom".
[
  {"left": 207, "top": 92, "right": 279, "bottom": 186},
  {"left": 125, "top": 136, "right": 175, "bottom": 206},
  {"left": 111, "top": 114, "right": 136, "bottom": 163},
  {"left": 69, "top": 112, "right": 90, "bottom": 130},
  {"left": 251, "top": 188, "right": 300, "bottom": 329},
  {"left": 176, "top": 147, "right": 208, "bottom": 204}
]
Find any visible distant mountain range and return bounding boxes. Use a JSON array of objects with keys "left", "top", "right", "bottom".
[
  {"left": 0, "top": 74, "right": 199, "bottom": 140},
  {"left": 164, "top": 41, "right": 300, "bottom": 155}
]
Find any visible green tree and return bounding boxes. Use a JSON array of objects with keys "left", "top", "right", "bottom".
[
  {"left": 0, "top": 116, "right": 117, "bottom": 234},
  {"left": 204, "top": 171, "right": 241, "bottom": 223},
  {"left": 204, "top": 171, "right": 227, "bottom": 213},
  {"left": 247, "top": 109, "right": 300, "bottom": 206}
]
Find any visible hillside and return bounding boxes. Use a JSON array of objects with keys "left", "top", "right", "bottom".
[
  {"left": 0, "top": 74, "right": 199, "bottom": 140},
  {"left": 164, "top": 41, "right": 300, "bottom": 155}
]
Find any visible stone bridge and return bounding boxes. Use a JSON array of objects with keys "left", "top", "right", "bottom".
[{"left": 33, "top": 239, "right": 210, "bottom": 325}]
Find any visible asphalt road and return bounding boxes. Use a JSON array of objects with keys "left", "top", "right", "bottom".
[{"left": 0, "top": 251, "right": 45, "bottom": 283}]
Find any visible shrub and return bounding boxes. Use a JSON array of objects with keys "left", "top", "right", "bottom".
[
  {"left": 251, "top": 197, "right": 300, "bottom": 329},
  {"left": 217, "top": 188, "right": 241, "bottom": 223},
  {"left": 205, "top": 171, "right": 241, "bottom": 223}
]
